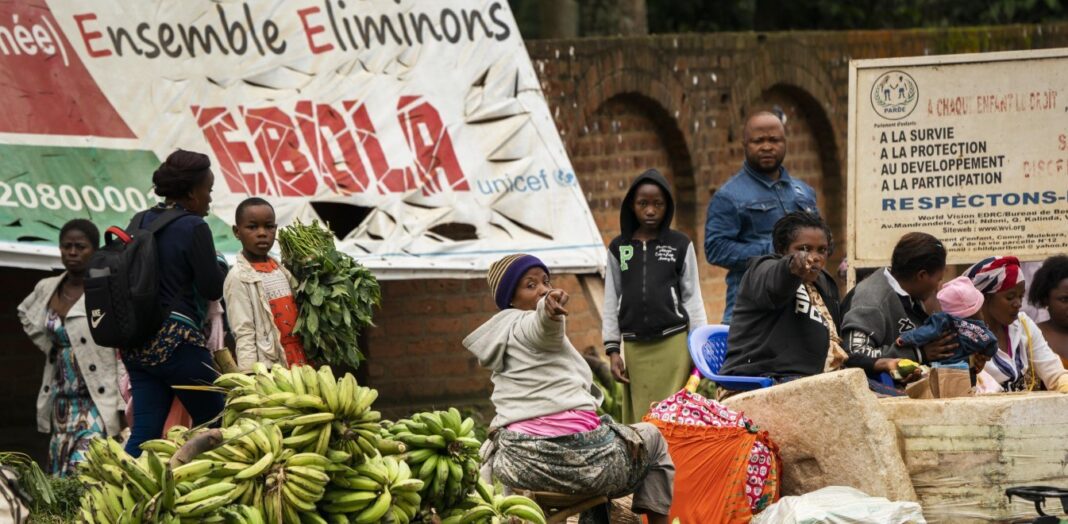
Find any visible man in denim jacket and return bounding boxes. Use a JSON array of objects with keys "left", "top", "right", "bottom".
[{"left": 704, "top": 112, "right": 819, "bottom": 323}]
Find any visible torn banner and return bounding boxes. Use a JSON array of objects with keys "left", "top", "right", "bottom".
[{"left": 0, "top": 0, "right": 603, "bottom": 278}]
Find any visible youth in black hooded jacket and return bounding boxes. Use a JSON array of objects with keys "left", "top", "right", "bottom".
[{"left": 602, "top": 169, "right": 707, "bottom": 353}]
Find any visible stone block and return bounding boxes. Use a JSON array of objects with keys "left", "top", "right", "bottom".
[
  {"left": 879, "top": 392, "right": 1068, "bottom": 523},
  {"left": 722, "top": 368, "right": 916, "bottom": 501}
]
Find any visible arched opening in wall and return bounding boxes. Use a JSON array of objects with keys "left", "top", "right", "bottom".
[
  {"left": 745, "top": 84, "right": 845, "bottom": 288},
  {"left": 569, "top": 93, "right": 697, "bottom": 245}
]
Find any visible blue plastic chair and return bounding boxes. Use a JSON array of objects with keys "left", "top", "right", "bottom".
[{"left": 688, "top": 324, "right": 774, "bottom": 391}]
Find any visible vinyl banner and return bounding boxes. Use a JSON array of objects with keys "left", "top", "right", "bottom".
[
  {"left": 0, "top": 0, "right": 603, "bottom": 277},
  {"left": 848, "top": 49, "right": 1068, "bottom": 266}
]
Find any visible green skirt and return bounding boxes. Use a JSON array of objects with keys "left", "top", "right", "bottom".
[{"left": 621, "top": 331, "right": 692, "bottom": 424}]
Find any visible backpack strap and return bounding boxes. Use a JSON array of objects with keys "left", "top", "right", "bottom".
[
  {"left": 128, "top": 207, "right": 192, "bottom": 235},
  {"left": 125, "top": 210, "right": 148, "bottom": 232},
  {"left": 104, "top": 226, "right": 133, "bottom": 245}
]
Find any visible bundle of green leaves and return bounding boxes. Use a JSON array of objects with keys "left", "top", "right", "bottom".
[
  {"left": 0, "top": 451, "right": 62, "bottom": 514},
  {"left": 278, "top": 220, "right": 381, "bottom": 368}
]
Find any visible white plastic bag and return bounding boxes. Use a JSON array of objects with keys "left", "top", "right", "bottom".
[
  {"left": 752, "top": 486, "right": 926, "bottom": 524},
  {"left": 0, "top": 466, "right": 29, "bottom": 524}
]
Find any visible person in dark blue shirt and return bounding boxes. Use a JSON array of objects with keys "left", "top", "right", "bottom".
[
  {"left": 123, "top": 150, "right": 226, "bottom": 456},
  {"left": 704, "top": 112, "right": 819, "bottom": 323}
]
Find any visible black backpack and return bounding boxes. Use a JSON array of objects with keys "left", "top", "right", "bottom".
[{"left": 85, "top": 208, "right": 189, "bottom": 349}]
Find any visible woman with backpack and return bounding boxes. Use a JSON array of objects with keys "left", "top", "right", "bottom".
[
  {"left": 121, "top": 150, "right": 227, "bottom": 456},
  {"left": 18, "top": 220, "right": 126, "bottom": 475}
]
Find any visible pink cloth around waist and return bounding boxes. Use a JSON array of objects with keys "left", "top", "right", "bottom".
[{"left": 506, "top": 409, "right": 601, "bottom": 437}]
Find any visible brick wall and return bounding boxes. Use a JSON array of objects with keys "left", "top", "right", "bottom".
[
  {"left": 4, "top": 24, "right": 1068, "bottom": 458},
  {"left": 366, "top": 273, "right": 602, "bottom": 415},
  {"left": 373, "top": 24, "right": 1068, "bottom": 410},
  {"left": 368, "top": 23, "right": 1068, "bottom": 415}
]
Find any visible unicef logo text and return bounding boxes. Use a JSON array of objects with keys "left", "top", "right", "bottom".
[
  {"left": 476, "top": 169, "right": 577, "bottom": 195},
  {"left": 871, "top": 70, "right": 919, "bottom": 120}
]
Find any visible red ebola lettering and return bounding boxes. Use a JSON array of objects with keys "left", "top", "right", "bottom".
[
  {"left": 192, "top": 105, "right": 272, "bottom": 195},
  {"left": 244, "top": 106, "right": 317, "bottom": 197},
  {"left": 397, "top": 95, "right": 469, "bottom": 194},
  {"left": 193, "top": 98, "right": 468, "bottom": 197},
  {"left": 345, "top": 101, "right": 412, "bottom": 194},
  {"left": 295, "top": 101, "right": 370, "bottom": 195}
]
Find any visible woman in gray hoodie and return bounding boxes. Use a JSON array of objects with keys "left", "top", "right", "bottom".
[{"left": 463, "top": 254, "right": 674, "bottom": 523}]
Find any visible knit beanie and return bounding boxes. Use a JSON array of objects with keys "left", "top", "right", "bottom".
[
  {"left": 937, "top": 276, "right": 985, "bottom": 318},
  {"left": 487, "top": 254, "right": 549, "bottom": 310}
]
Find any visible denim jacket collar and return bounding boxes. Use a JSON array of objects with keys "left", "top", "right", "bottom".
[{"left": 742, "top": 160, "right": 792, "bottom": 189}]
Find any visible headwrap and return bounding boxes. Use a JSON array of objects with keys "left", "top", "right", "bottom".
[
  {"left": 964, "top": 256, "right": 1024, "bottom": 294},
  {"left": 487, "top": 254, "right": 549, "bottom": 310},
  {"left": 937, "top": 276, "right": 985, "bottom": 318}
]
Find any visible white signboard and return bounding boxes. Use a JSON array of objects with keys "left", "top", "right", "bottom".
[
  {"left": 848, "top": 49, "right": 1068, "bottom": 267},
  {"left": 0, "top": 1, "right": 603, "bottom": 278}
]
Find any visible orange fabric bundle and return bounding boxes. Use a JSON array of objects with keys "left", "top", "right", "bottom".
[
  {"left": 647, "top": 418, "right": 781, "bottom": 523},
  {"left": 162, "top": 398, "right": 193, "bottom": 434}
]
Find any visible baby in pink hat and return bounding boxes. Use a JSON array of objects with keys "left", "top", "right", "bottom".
[
  {"left": 938, "top": 276, "right": 985, "bottom": 319},
  {"left": 897, "top": 276, "right": 998, "bottom": 370}
]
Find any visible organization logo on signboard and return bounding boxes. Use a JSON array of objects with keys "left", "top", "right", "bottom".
[{"left": 870, "top": 70, "right": 919, "bottom": 120}]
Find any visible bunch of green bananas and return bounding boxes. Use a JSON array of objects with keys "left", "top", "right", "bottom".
[
  {"left": 77, "top": 437, "right": 268, "bottom": 524},
  {"left": 181, "top": 418, "right": 334, "bottom": 524},
  {"left": 79, "top": 359, "right": 529, "bottom": 523},
  {"left": 214, "top": 364, "right": 404, "bottom": 462},
  {"left": 321, "top": 455, "right": 423, "bottom": 523},
  {"left": 215, "top": 505, "right": 269, "bottom": 524},
  {"left": 261, "top": 450, "right": 333, "bottom": 524},
  {"left": 77, "top": 438, "right": 178, "bottom": 523},
  {"left": 441, "top": 479, "right": 546, "bottom": 524},
  {"left": 140, "top": 416, "right": 331, "bottom": 524},
  {"left": 136, "top": 424, "right": 203, "bottom": 463},
  {"left": 390, "top": 408, "right": 481, "bottom": 511}
]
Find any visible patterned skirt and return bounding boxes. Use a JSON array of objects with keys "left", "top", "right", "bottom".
[
  {"left": 48, "top": 343, "right": 105, "bottom": 477},
  {"left": 488, "top": 419, "right": 650, "bottom": 498}
]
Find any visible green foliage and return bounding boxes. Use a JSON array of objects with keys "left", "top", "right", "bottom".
[
  {"left": 31, "top": 476, "right": 84, "bottom": 522},
  {"left": 649, "top": 0, "right": 1068, "bottom": 32},
  {"left": 0, "top": 452, "right": 82, "bottom": 523},
  {"left": 278, "top": 220, "right": 381, "bottom": 369},
  {"left": 0, "top": 452, "right": 55, "bottom": 509},
  {"left": 647, "top": 0, "right": 758, "bottom": 33},
  {"left": 28, "top": 515, "right": 71, "bottom": 524},
  {"left": 593, "top": 376, "right": 625, "bottom": 422},
  {"left": 457, "top": 407, "right": 492, "bottom": 443},
  {"left": 696, "top": 378, "right": 718, "bottom": 400},
  {"left": 511, "top": 0, "right": 1068, "bottom": 37},
  {"left": 509, "top": 0, "right": 544, "bottom": 38}
]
